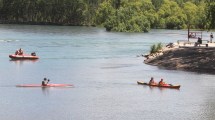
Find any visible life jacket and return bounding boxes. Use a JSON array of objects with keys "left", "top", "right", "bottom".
[
  {"left": 159, "top": 81, "right": 165, "bottom": 86},
  {"left": 42, "top": 81, "right": 47, "bottom": 86}
]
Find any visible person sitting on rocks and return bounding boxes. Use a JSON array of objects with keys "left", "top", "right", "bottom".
[{"left": 195, "top": 37, "right": 202, "bottom": 47}]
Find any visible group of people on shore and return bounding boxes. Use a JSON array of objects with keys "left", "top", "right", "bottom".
[{"left": 148, "top": 77, "right": 168, "bottom": 86}]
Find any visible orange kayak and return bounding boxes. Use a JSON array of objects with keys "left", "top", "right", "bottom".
[{"left": 137, "top": 81, "right": 180, "bottom": 89}]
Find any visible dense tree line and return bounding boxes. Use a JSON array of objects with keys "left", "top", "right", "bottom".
[
  {"left": 96, "top": 0, "right": 213, "bottom": 32},
  {"left": 0, "top": 0, "right": 103, "bottom": 25},
  {"left": 0, "top": 0, "right": 214, "bottom": 32}
]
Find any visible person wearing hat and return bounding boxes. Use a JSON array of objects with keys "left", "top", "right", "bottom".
[{"left": 42, "top": 78, "right": 50, "bottom": 86}]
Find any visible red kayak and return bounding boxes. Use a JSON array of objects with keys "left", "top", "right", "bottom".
[
  {"left": 137, "top": 81, "right": 180, "bottom": 89},
  {"left": 16, "top": 84, "right": 73, "bottom": 87},
  {"left": 9, "top": 54, "right": 39, "bottom": 60}
]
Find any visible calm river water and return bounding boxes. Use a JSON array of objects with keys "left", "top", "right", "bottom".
[{"left": 0, "top": 24, "right": 214, "bottom": 120}]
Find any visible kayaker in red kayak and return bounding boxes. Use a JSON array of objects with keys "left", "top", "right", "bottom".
[
  {"left": 158, "top": 79, "right": 166, "bottom": 86},
  {"left": 149, "top": 77, "right": 157, "bottom": 85},
  {"left": 42, "top": 78, "right": 50, "bottom": 86}
]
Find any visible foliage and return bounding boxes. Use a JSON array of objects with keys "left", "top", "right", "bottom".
[
  {"left": 183, "top": 2, "right": 198, "bottom": 25},
  {"left": 157, "top": 42, "right": 163, "bottom": 51},
  {"left": 96, "top": 0, "right": 214, "bottom": 31},
  {"left": 0, "top": 0, "right": 214, "bottom": 31},
  {"left": 97, "top": 0, "right": 156, "bottom": 32},
  {"left": 157, "top": 0, "right": 187, "bottom": 29},
  {"left": 150, "top": 43, "right": 163, "bottom": 54},
  {"left": 0, "top": 0, "right": 104, "bottom": 25},
  {"left": 150, "top": 44, "right": 157, "bottom": 54},
  {"left": 96, "top": 1, "right": 115, "bottom": 25},
  {"left": 206, "top": 0, "right": 215, "bottom": 29}
]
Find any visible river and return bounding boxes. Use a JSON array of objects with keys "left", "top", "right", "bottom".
[{"left": 0, "top": 24, "right": 214, "bottom": 120}]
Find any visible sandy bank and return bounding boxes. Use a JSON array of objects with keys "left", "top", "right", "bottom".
[{"left": 144, "top": 47, "right": 215, "bottom": 74}]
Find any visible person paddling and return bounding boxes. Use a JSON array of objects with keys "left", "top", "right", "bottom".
[
  {"left": 158, "top": 79, "right": 166, "bottom": 86},
  {"left": 158, "top": 78, "right": 173, "bottom": 86},
  {"left": 149, "top": 77, "right": 157, "bottom": 85},
  {"left": 42, "top": 78, "right": 50, "bottom": 86}
]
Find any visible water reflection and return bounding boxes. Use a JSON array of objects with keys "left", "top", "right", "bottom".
[
  {"left": 9, "top": 59, "right": 38, "bottom": 65},
  {"left": 41, "top": 86, "right": 74, "bottom": 96},
  {"left": 151, "top": 86, "right": 180, "bottom": 91},
  {"left": 41, "top": 87, "right": 50, "bottom": 96},
  {"left": 141, "top": 85, "right": 180, "bottom": 92}
]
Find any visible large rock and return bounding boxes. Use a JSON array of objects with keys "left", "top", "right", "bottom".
[{"left": 144, "top": 48, "right": 215, "bottom": 74}]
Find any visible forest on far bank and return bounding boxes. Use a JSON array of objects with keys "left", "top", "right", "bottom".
[{"left": 0, "top": 0, "right": 214, "bottom": 32}]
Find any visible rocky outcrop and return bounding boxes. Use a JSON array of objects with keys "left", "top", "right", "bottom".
[{"left": 144, "top": 47, "right": 215, "bottom": 74}]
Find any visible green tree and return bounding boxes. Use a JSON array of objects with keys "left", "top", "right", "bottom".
[
  {"left": 196, "top": 2, "right": 207, "bottom": 29},
  {"left": 96, "top": 0, "right": 155, "bottom": 32},
  {"left": 183, "top": 2, "right": 198, "bottom": 27},
  {"left": 151, "top": 0, "right": 164, "bottom": 10},
  {"left": 157, "top": 0, "right": 186, "bottom": 29},
  {"left": 96, "top": 0, "right": 115, "bottom": 25},
  {"left": 206, "top": 0, "right": 215, "bottom": 29},
  {"left": 0, "top": 0, "right": 211, "bottom": 31}
]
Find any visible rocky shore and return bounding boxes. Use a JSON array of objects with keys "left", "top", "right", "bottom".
[{"left": 144, "top": 46, "right": 215, "bottom": 74}]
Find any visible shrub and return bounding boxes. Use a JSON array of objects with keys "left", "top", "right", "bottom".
[
  {"left": 150, "top": 44, "right": 157, "bottom": 54},
  {"left": 156, "top": 42, "right": 163, "bottom": 51},
  {"left": 150, "top": 43, "right": 163, "bottom": 54}
]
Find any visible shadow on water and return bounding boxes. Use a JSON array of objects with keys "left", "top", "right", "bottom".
[{"left": 41, "top": 86, "right": 74, "bottom": 96}]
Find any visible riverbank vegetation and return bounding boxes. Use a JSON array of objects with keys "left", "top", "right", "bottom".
[
  {"left": 150, "top": 43, "right": 163, "bottom": 54},
  {"left": 0, "top": 0, "right": 214, "bottom": 32}
]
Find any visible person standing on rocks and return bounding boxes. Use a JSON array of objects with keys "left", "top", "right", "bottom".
[{"left": 210, "top": 33, "right": 213, "bottom": 43}]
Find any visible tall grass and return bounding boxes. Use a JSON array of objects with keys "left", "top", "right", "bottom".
[
  {"left": 150, "top": 42, "right": 163, "bottom": 54},
  {"left": 157, "top": 42, "right": 163, "bottom": 50},
  {"left": 150, "top": 44, "right": 157, "bottom": 54}
]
